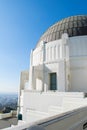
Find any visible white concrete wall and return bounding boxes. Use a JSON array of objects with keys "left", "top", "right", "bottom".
[
  {"left": 44, "top": 62, "right": 59, "bottom": 90},
  {"left": 20, "top": 71, "right": 29, "bottom": 92},
  {"left": 33, "top": 39, "right": 62, "bottom": 66},
  {"left": 23, "top": 91, "right": 63, "bottom": 121},
  {"left": 43, "top": 60, "right": 67, "bottom": 91},
  {"left": 31, "top": 35, "right": 87, "bottom": 92},
  {"left": 70, "top": 57, "right": 87, "bottom": 92},
  {"left": 18, "top": 35, "right": 87, "bottom": 124},
  {"left": 69, "top": 36, "right": 87, "bottom": 57},
  {"left": 45, "top": 40, "right": 61, "bottom": 62},
  {"left": 21, "top": 91, "right": 87, "bottom": 122},
  {"left": 69, "top": 36, "right": 87, "bottom": 92},
  {"left": 33, "top": 42, "right": 45, "bottom": 66},
  {"left": 30, "top": 38, "right": 69, "bottom": 91}
]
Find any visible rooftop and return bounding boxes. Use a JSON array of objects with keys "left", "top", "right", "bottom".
[{"left": 37, "top": 15, "right": 87, "bottom": 47}]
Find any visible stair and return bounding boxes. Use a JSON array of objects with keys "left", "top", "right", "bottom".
[
  {"left": 48, "top": 106, "right": 63, "bottom": 114},
  {"left": 26, "top": 109, "right": 49, "bottom": 123}
]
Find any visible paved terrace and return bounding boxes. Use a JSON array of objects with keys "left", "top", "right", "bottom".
[{"left": 0, "top": 117, "right": 17, "bottom": 129}]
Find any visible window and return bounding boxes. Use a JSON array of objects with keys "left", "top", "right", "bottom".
[{"left": 50, "top": 73, "right": 57, "bottom": 90}]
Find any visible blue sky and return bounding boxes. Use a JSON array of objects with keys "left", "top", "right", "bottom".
[{"left": 0, "top": 0, "right": 87, "bottom": 93}]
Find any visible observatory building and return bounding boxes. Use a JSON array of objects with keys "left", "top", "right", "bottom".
[
  {"left": 22, "top": 15, "right": 87, "bottom": 92},
  {"left": 18, "top": 15, "right": 87, "bottom": 130}
]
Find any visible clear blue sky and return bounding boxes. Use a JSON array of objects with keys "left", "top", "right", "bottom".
[{"left": 0, "top": 0, "right": 87, "bottom": 93}]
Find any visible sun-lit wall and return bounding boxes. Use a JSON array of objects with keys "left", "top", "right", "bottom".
[
  {"left": 69, "top": 36, "right": 87, "bottom": 92},
  {"left": 30, "top": 35, "right": 87, "bottom": 92}
]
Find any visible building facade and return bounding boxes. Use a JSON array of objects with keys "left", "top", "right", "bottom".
[
  {"left": 27, "top": 15, "right": 87, "bottom": 92},
  {"left": 19, "top": 15, "right": 87, "bottom": 123}
]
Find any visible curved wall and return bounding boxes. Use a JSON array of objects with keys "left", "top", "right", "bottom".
[{"left": 69, "top": 36, "right": 87, "bottom": 92}]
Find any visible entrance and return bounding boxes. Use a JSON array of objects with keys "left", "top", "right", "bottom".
[{"left": 50, "top": 73, "right": 57, "bottom": 90}]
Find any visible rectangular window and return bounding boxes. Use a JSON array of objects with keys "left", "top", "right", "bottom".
[{"left": 50, "top": 73, "right": 57, "bottom": 90}]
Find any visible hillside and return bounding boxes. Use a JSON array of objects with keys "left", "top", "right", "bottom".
[{"left": 0, "top": 93, "right": 18, "bottom": 111}]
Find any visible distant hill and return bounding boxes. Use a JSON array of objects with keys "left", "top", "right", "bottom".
[{"left": 0, "top": 93, "right": 18, "bottom": 111}]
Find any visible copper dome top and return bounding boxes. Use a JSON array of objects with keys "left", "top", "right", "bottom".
[{"left": 37, "top": 15, "right": 87, "bottom": 47}]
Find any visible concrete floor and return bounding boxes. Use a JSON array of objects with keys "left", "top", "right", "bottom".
[{"left": 0, "top": 117, "right": 18, "bottom": 129}]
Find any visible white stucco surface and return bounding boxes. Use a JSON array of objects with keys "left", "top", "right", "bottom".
[{"left": 18, "top": 35, "right": 87, "bottom": 128}]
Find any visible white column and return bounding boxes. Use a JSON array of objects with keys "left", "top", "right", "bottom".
[
  {"left": 56, "top": 45, "right": 59, "bottom": 59},
  {"left": 61, "top": 33, "right": 69, "bottom": 59},
  {"left": 58, "top": 61, "right": 66, "bottom": 91},
  {"left": 29, "top": 50, "right": 33, "bottom": 90},
  {"left": 40, "top": 41, "right": 46, "bottom": 91},
  {"left": 60, "top": 44, "right": 64, "bottom": 59},
  {"left": 60, "top": 33, "right": 69, "bottom": 59},
  {"left": 30, "top": 50, "right": 33, "bottom": 66},
  {"left": 61, "top": 33, "right": 70, "bottom": 91},
  {"left": 40, "top": 41, "right": 46, "bottom": 62}
]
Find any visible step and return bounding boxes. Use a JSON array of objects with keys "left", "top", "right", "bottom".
[
  {"left": 48, "top": 106, "right": 63, "bottom": 114},
  {"left": 63, "top": 92, "right": 85, "bottom": 98},
  {"left": 26, "top": 109, "right": 49, "bottom": 117},
  {"left": 26, "top": 110, "right": 49, "bottom": 123}
]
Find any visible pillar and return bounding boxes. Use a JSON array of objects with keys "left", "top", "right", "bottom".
[
  {"left": 29, "top": 50, "right": 34, "bottom": 90},
  {"left": 40, "top": 41, "right": 46, "bottom": 91},
  {"left": 60, "top": 33, "right": 69, "bottom": 59},
  {"left": 59, "top": 33, "right": 70, "bottom": 91}
]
